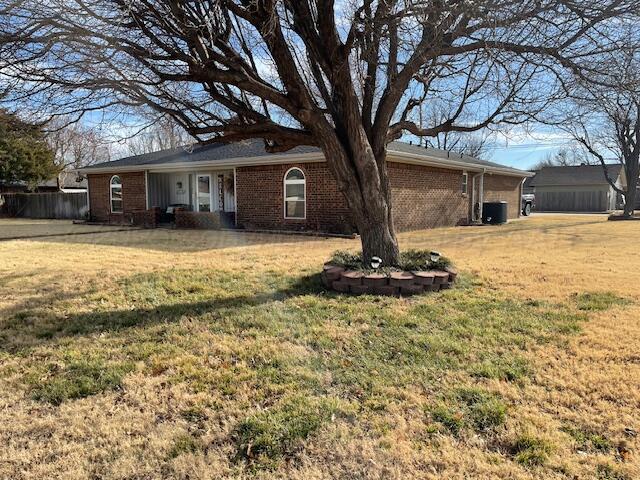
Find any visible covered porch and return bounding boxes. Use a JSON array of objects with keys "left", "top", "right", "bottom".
[{"left": 146, "top": 169, "right": 236, "bottom": 229}]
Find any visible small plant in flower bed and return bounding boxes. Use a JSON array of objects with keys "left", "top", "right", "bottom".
[
  {"left": 400, "top": 249, "right": 452, "bottom": 271},
  {"left": 329, "top": 249, "right": 452, "bottom": 272}
]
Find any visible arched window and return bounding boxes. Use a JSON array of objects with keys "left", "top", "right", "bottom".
[
  {"left": 284, "top": 168, "right": 305, "bottom": 219},
  {"left": 110, "top": 175, "right": 123, "bottom": 213}
]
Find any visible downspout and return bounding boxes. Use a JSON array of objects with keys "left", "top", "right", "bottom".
[
  {"left": 478, "top": 169, "right": 485, "bottom": 222},
  {"left": 471, "top": 169, "right": 486, "bottom": 223},
  {"left": 519, "top": 178, "right": 524, "bottom": 217}
]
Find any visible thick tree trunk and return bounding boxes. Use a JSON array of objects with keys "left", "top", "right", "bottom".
[
  {"left": 349, "top": 147, "right": 400, "bottom": 266},
  {"left": 358, "top": 218, "right": 400, "bottom": 267},
  {"left": 622, "top": 186, "right": 637, "bottom": 217},
  {"left": 622, "top": 162, "right": 639, "bottom": 217},
  {"left": 317, "top": 133, "right": 400, "bottom": 266},
  {"left": 339, "top": 166, "right": 400, "bottom": 266},
  {"left": 622, "top": 189, "right": 635, "bottom": 217}
]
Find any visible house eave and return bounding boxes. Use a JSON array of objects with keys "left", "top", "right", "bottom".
[
  {"left": 387, "top": 151, "right": 533, "bottom": 178},
  {"left": 78, "top": 148, "right": 531, "bottom": 178}
]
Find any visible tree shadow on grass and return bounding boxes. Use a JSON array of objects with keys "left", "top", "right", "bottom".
[
  {"left": 37, "top": 228, "right": 341, "bottom": 253},
  {"left": 0, "top": 271, "right": 38, "bottom": 288},
  {"left": 0, "top": 273, "right": 326, "bottom": 354}
]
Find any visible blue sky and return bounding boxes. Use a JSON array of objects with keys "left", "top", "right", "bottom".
[
  {"left": 487, "top": 129, "right": 578, "bottom": 169},
  {"left": 401, "top": 127, "right": 577, "bottom": 170},
  {"left": 489, "top": 143, "right": 571, "bottom": 169}
]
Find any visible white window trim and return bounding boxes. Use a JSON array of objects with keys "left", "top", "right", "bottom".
[
  {"left": 196, "top": 173, "right": 213, "bottom": 212},
  {"left": 283, "top": 167, "right": 306, "bottom": 220},
  {"left": 110, "top": 175, "right": 123, "bottom": 214},
  {"left": 462, "top": 171, "right": 469, "bottom": 196}
]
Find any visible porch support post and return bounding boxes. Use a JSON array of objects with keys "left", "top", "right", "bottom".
[
  {"left": 144, "top": 170, "right": 150, "bottom": 210},
  {"left": 233, "top": 167, "right": 238, "bottom": 226},
  {"left": 471, "top": 173, "right": 476, "bottom": 222}
]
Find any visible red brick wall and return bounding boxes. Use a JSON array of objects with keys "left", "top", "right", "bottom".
[
  {"left": 388, "top": 162, "right": 471, "bottom": 230},
  {"left": 89, "top": 164, "right": 523, "bottom": 232},
  {"left": 236, "top": 161, "right": 528, "bottom": 234},
  {"left": 236, "top": 161, "right": 474, "bottom": 234},
  {"left": 88, "top": 172, "right": 146, "bottom": 224},
  {"left": 236, "top": 162, "right": 355, "bottom": 234},
  {"left": 483, "top": 174, "right": 523, "bottom": 219}
]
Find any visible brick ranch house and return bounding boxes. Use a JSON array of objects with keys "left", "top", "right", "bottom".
[{"left": 79, "top": 140, "right": 532, "bottom": 234}]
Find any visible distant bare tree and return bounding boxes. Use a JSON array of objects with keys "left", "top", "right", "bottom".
[
  {"left": 427, "top": 132, "right": 490, "bottom": 159},
  {"left": 411, "top": 101, "right": 493, "bottom": 158},
  {"left": 554, "top": 45, "right": 640, "bottom": 217},
  {"left": 127, "top": 117, "right": 191, "bottom": 156},
  {"left": 531, "top": 147, "right": 593, "bottom": 170},
  {"left": 46, "top": 118, "right": 111, "bottom": 189},
  {"left": 1, "top": 0, "right": 637, "bottom": 262}
]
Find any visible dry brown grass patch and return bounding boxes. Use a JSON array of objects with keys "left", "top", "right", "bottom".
[{"left": 0, "top": 215, "right": 638, "bottom": 479}]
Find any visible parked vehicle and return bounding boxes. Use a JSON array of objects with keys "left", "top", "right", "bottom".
[{"left": 522, "top": 194, "right": 535, "bottom": 216}]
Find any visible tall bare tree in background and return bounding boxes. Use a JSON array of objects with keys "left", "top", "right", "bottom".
[
  {"left": 570, "top": 95, "right": 640, "bottom": 218},
  {"left": 46, "top": 118, "right": 112, "bottom": 189},
  {"left": 127, "top": 117, "right": 192, "bottom": 156},
  {"left": 552, "top": 41, "right": 640, "bottom": 217},
  {"left": 1, "top": 0, "right": 637, "bottom": 263},
  {"left": 426, "top": 131, "right": 490, "bottom": 160},
  {"left": 531, "top": 147, "right": 594, "bottom": 170}
]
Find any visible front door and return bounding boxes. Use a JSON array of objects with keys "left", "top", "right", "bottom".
[{"left": 196, "top": 174, "right": 212, "bottom": 212}]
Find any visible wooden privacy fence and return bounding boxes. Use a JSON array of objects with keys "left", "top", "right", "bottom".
[
  {"left": 0, "top": 192, "right": 89, "bottom": 219},
  {"left": 535, "top": 190, "right": 608, "bottom": 212}
]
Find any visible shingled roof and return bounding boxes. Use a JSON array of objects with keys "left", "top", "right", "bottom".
[
  {"left": 80, "top": 139, "right": 530, "bottom": 177},
  {"left": 529, "top": 164, "right": 623, "bottom": 187},
  {"left": 84, "top": 140, "right": 319, "bottom": 170}
]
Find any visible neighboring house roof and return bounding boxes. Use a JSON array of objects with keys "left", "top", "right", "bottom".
[
  {"left": 42, "top": 171, "right": 88, "bottom": 189},
  {"left": 79, "top": 139, "right": 531, "bottom": 178},
  {"left": 0, "top": 171, "right": 87, "bottom": 190},
  {"left": 529, "top": 165, "right": 623, "bottom": 187}
]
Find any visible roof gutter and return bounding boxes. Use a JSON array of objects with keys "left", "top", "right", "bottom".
[{"left": 387, "top": 151, "right": 533, "bottom": 178}]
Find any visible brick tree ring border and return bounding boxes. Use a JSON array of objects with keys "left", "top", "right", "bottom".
[{"left": 321, "top": 264, "right": 458, "bottom": 296}]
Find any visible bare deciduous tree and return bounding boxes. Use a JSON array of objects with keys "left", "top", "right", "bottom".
[
  {"left": 530, "top": 147, "right": 593, "bottom": 170},
  {"left": 1, "top": 0, "right": 636, "bottom": 262},
  {"left": 46, "top": 118, "right": 111, "bottom": 188},
  {"left": 571, "top": 101, "right": 640, "bottom": 217},
  {"left": 127, "top": 117, "right": 192, "bottom": 156},
  {"left": 551, "top": 45, "right": 640, "bottom": 217},
  {"left": 410, "top": 100, "right": 493, "bottom": 158},
  {"left": 426, "top": 132, "right": 491, "bottom": 160}
]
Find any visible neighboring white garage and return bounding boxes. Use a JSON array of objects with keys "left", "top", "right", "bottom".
[{"left": 526, "top": 164, "right": 624, "bottom": 212}]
